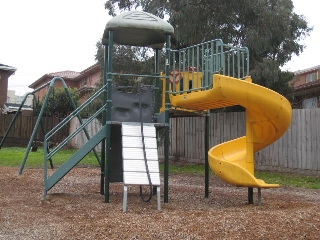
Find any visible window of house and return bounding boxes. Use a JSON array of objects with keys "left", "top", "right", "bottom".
[
  {"left": 306, "top": 72, "right": 317, "bottom": 83},
  {"left": 80, "top": 78, "right": 87, "bottom": 88}
]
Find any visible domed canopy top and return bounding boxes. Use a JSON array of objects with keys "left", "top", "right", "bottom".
[{"left": 102, "top": 11, "right": 174, "bottom": 48}]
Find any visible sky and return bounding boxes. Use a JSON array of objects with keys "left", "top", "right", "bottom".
[
  {"left": 1, "top": 0, "right": 110, "bottom": 96},
  {"left": 1, "top": 0, "right": 319, "bottom": 96}
]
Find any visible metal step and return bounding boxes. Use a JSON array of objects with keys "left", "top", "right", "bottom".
[
  {"left": 123, "top": 172, "right": 160, "bottom": 186},
  {"left": 123, "top": 159, "right": 159, "bottom": 173},
  {"left": 122, "top": 136, "right": 157, "bottom": 149},
  {"left": 122, "top": 148, "right": 158, "bottom": 161},
  {"left": 122, "top": 122, "right": 156, "bottom": 137}
]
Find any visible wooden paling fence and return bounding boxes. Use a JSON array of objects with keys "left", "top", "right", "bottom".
[
  {"left": 69, "top": 109, "right": 320, "bottom": 175},
  {"left": 2, "top": 109, "right": 319, "bottom": 175},
  {"left": 256, "top": 108, "right": 320, "bottom": 175},
  {"left": 0, "top": 114, "right": 69, "bottom": 147},
  {"left": 158, "top": 109, "right": 320, "bottom": 175},
  {"left": 68, "top": 118, "right": 102, "bottom": 151}
]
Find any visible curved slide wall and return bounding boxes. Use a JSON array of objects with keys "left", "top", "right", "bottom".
[{"left": 170, "top": 74, "right": 292, "bottom": 188}]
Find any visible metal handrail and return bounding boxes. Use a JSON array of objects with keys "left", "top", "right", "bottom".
[
  {"left": 45, "top": 85, "right": 106, "bottom": 139},
  {"left": 44, "top": 82, "right": 107, "bottom": 162},
  {"left": 45, "top": 103, "right": 107, "bottom": 159}
]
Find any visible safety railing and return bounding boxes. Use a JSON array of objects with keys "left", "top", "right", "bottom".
[{"left": 168, "top": 39, "right": 249, "bottom": 94}]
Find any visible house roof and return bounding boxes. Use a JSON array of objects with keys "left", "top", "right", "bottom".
[
  {"left": 294, "top": 65, "right": 320, "bottom": 75},
  {"left": 47, "top": 70, "right": 81, "bottom": 78},
  {"left": 4, "top": 102, "right": 33, "bottom": 112},
  {"left": 28, "top": 70, "right": 81, "bottom": 88},
  {"left": 292, "top": 77, "right": 320, "bottom": 97},
  {"left": 28, "top": 63, "right": 101, "bottom": 89},
  {"left": 81, "top": 63, "right": 100, "bottom": 74},
  {"left": 294, "top": 79, "right": 320, "bottom": 90},
  {"left": 0, "top": 63, "right": 17, "bottom": 72},
  {"left": 74, "top": 63, "right": 100, "bottom": 80}
]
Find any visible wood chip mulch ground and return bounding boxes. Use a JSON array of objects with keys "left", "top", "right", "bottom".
[{"left": 1, "top": 166, "right": 319, "bottom": 239}]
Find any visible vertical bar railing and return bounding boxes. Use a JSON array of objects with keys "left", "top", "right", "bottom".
[{"left": 167, "top": 39, "right": 249, "bottom": 94}]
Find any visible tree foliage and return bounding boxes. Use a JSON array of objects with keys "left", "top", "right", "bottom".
[
  {"left": 39, "top": 87, "right": 79, "bottom": 118},
  {"left": 103, "top": 0, "right": 312, "bottom": 96},
  {"left": 104, "top": 0, "right": 311, "bottom": 64},
  {"left": 96, "top": 41, "right": 159, "bottom": 86}
]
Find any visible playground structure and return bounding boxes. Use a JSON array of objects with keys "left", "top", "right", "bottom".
[{"left": 1, "top": 11, "right": 292, "bottom": 209}]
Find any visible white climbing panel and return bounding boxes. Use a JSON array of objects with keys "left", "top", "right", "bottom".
[{"left": 121, "top": 122, "right": 161, "bottom": 212}]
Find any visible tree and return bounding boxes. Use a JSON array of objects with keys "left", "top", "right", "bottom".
[
  {"left": 103, "top": 0, "right": 312, "bottom": 96},
  {"left": 40, "top": 87, "right": 79, "bottom": 118}
]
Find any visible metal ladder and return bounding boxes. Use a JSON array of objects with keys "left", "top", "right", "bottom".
[{"left": 121, "top": 122, "right": 161, "bottom": 212}]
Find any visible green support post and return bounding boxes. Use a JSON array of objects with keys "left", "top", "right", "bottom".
[
  {"left": 154, "top": 48, "right": 160, "bottom": 118},
  {"left": 43, "top": 138, "right": 49, "bottom": 200},
  {"left": 205, "top": 111, "right": 210, "bottom": 198},
  {"left": 100, "top": 43, "right": 108, "bottom": 195},
  {"left": 105, "top": 30, "right": 114, "bottom": 203},
  {"left": 164, "top": 34, "right": 171, "bottom": 203},
  {"left": 248, "top": 187, "right": 254, "bottom": 204}
]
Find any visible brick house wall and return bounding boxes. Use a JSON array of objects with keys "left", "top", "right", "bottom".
[
  {"left": 74, "top": 64, "right": 101, "bottom": 103},
  {"left": 290, "top": 65, "right": 320, "bottom": 109},
  {"left": 0, "top": 71, "right": 10, "bottom": 107},
  {"left": 0, "top": 64, "right": 16, "bottom": 109}
]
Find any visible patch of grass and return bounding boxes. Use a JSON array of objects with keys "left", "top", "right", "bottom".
[
  {"left": 160, "top": 163, "right": 320, "bottom": 189},
  {"left": 1, "top": 148, "right": 319, "bottom": 189},
  {"left": 255, "top": 171, "right": 320, "bottom": 189},
  {"left": 0, "top": 147, "right": 99, "bottom": 168}
]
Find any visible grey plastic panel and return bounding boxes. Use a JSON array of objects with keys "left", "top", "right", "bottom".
[{"left": 111, "top": 86, "right": 153, "bottom": 123}]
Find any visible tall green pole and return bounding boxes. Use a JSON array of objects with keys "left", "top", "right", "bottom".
[
  {"left": 105, "top": 31, "right": 113, "bottom": 203},
  {"left": 164, "top": 35, "right": 171, "bottom": 203},
  {"left": 205, "top": 111, "right": 210, "bottom": 197},
  {"left": 100, "top": 44, "right": 108, "bottom": 195},
  {"left": 248, "top": 187, "right": 254, "bottom": 204},
  {"left": 154, "top": 48, "right": 160, "bottom": 118}
]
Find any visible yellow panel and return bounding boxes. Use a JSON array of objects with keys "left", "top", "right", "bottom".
[{"left": 159, "top": 71, "right": 203, "bottom": 113}]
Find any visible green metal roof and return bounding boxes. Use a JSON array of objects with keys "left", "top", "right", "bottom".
[{"left": 102, "top": 11, "right": 174, "bottom": 48}]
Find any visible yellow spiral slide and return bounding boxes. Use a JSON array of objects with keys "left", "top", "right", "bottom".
[{"left": 170, "top": 74, "right": 292, "bottom": 188}]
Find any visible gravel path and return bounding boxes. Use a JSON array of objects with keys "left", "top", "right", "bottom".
[{"left": 1, "top": 167, "right": 319, "bottom": 239}]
